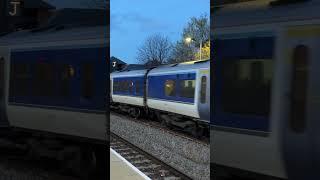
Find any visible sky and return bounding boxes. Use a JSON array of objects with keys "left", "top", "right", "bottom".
[
  {"left": 111, "top": 0, "right": 209, "bottom": 64},
  {"left": 44, "top": 0, "right": 210, "bottom": 64}
]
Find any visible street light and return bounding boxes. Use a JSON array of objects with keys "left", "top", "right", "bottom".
[
  {"left": 184, "top": 37, "right": 202, "bottom": 61},
  {"left": 185, "top": 37, "right": 192, "bottom": 44}
]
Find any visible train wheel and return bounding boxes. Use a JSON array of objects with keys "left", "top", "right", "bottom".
[
  {"left": 188, "top": 124, "right": 202, "bottom": 138},
  {"left": 60, "top": 146, "right": 96, "bottom": 180},
  {"left": 93, "top": 146, "right": 107, "bottom": 179},
  {"left": 129, "top": 108, "right": 141, "bottom": 119}
]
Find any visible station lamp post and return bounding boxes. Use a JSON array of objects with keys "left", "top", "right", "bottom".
[{"left": 185, "top": 37, "right": 202, "bottom": 61}]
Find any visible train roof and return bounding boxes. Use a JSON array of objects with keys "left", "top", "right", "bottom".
[
  {"left": 110, "top": 69, "right": 147, "bottom": 78},
  {"left": 110, "top": 60, "right": 210, "bottom": 78},
  {"left": 0, "top": 26, "right": 107, "bottom": 47},
  {"left": 149, "top": 59, "right": 209, "bottom": 74},
  {"left": 0, "top": 8, "right": 108, "bottom": 47},
  {"left": 213, "top": 0, "right": 320, "bottom": 28}
]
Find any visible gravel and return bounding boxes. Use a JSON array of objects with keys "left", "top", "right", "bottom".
[
  {"left": 0, "top": 149, "right": 79, "bottom": 180},
  {"left": 110, "top": 113, "right": 210, "bottom": 180}
]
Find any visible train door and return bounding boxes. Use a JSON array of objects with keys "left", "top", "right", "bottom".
[
  {"left": 0, "top": 57, "right": 4, "bottom": 123},
  {"left": 78, "top": 47, "right": 107, "bottom": 111},
  {"left": 282, "top": 25, "right": 320, "bottom": 179},
  {"left": 198, "top": 69, "right": 210, "bottom": 122},
  {"left": 0, "top": 55, "right": 8, "bottom": 127}
]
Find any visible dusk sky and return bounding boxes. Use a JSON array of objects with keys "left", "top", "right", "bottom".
[
  {"left": 44, "top": 0, "right": 210, "bottom": 64},
  {"left": 111, "top": 0, "right": 209, "bottom": 64}
]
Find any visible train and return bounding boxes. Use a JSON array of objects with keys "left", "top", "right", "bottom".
[
  {"left": 110, "top": 60, "right": 210, "bottom": 137},
  {"left": 211, "top": 0, "right": 320, "bottom": 179},
  {"left": 0, "top": 19, "right": 108, "bottom": 178}
]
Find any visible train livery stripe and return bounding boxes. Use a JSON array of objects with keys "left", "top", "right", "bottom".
[
  {"left": 287, "top": 25, "right": 320, "bottom": 38},
  {"left": 12, "top": 44, "right": 107, "bottom": 52},
  {"left": 214, "top": 31, "right": 274, "bottom": 40},
  {"left": 147, "top": 98, "right": 194, "bottom": 105},
  {"left": 200, "top": 69, "right": 209, "bottom": 74},
  {"left": 8, "top": 103, "right": 105, "bottom": 114}
]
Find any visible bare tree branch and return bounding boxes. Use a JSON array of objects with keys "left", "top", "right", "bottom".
[{"left": 136, "top": 34, "right": 172, "bottom": 68}]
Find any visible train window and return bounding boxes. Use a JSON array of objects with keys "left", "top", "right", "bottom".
[
  {"left": 81, "top": 64, "right": 94, "bottom": 99},
  {"left": 200, "top": 76, "right": 207, "bottom": 103},
  {"left": 290, "top": 45, "right": 309, "bottom": 133},
  {"left": 129, "top": 81, "right": 133, "bottom": 93},
  {"left": 10, "top": 63, "right": 31, "bottom": 96},
  {"left": 0, "top": 58, "right": 3, "bottom": 97},
  {"left": 123, "top": 80, "right": 128, "bottom": 92},
  {"left": 59, "top": 65, "right": 73, "bottom": 97},
  {"left": 221, "top": 59, "right": 273, "bottom": 116},
  {"left": 120, "top": 81, "right": 125, "bottom": 92},
  {"left": 136, "top": 80, "right": 140, "bottom": 94},
  {"left": 113, "top": 81, "right": 119, "bottom": 92},
  {"left": 33, "top": 63, "right": 54, "bottom": 96},
  {"left": 164, "top": 80, "right": 176, "bottom": 96},
  {"left": 117, "top": 81, "right": 121, "bottom": 91},
  {"left": 180, "top": 80, "right": 195, "bottom": 98}
]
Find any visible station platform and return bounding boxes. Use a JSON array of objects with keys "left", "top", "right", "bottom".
[{"left": 110, "top": 148, "right": 151, "bottom": 180}]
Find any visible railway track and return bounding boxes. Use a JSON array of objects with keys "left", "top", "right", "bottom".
[
  {"left": 110, "top": 133, "right": 192, "bottom": 180},
  {"left": 110, "top": 110, "right": 209, "bottom": 145},
  {"left": 0, "top": 143, "right": 79, "bottom": 180}
]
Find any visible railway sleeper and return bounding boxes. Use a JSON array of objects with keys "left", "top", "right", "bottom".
[{"left": 21, "top": 136, "right": 107, "bottom": 180}]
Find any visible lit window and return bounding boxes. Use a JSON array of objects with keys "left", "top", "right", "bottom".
[
  {"left": 164, "top": 80, "right": 176, "bottom": 96},
  {"left": 180, "top": 79, "right": 195, "bottom": 98}
]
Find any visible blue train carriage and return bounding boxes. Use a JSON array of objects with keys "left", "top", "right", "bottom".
[
  {"left": 147, "top": 60, "right": 210, "bottom": 134},
  {"left": 212, "top": 1, "right": 320, "bottom": 179},
  {"left": 110, "top": 69, "right": 147, "bottom": 114},
  {"left": 0, "top": 25, "right": 108, "bottom": 144}
]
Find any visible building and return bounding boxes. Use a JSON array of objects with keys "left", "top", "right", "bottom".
[
  {"left": 0, "top": 0, "right": 56, "bottom": 34},
  {"left": 110, "top": 56, "right": 147, "bottom": 72},
  {"left": 110, "top": 56, "right": 126, "bottom": 72}
]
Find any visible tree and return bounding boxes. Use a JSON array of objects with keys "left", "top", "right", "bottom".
[
  {"left": 195, "top": 41, "right": 210, "bottom": 60},
  {"left": 170, "top": 14, "right": 210, "bottom": 63},
  {"left": 182, "top": 14, "right": 210, "bottom": 49},
  {"left": 169, "top": 40, "right": 195, "bottom": 64},
  {"left": 136, "top": 34, "right": 172, "bottom": 67}
]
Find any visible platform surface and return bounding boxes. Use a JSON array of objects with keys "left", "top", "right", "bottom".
[{"left": 110, "top": 148, "right": 150, "bottom": 180}]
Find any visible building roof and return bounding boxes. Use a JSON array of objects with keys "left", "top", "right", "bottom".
[
  {"left": 110, "top": 56, "right": 127, "bottom": 72},
  {"left": 111, "top": 56, "right": 126, "bottom": 65},
  {"left": 0, "top": 26, "right": 107, "bottom": 47},
  {"left": 213, "top": 0, "right": 320, "bottom": 28},
  {"left": 43, "top": 8, "right": 108, "bottom": 28},
  {"left": 24, "top": 0, "right": 56, "bottom": 9}
]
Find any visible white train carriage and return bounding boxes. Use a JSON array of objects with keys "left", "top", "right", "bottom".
[
  {"left": 0, "top": 25, "right": 108, "bottom": 142},
  {"left": 212, "top": 0, "right": 320, "bottom": 179}
]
